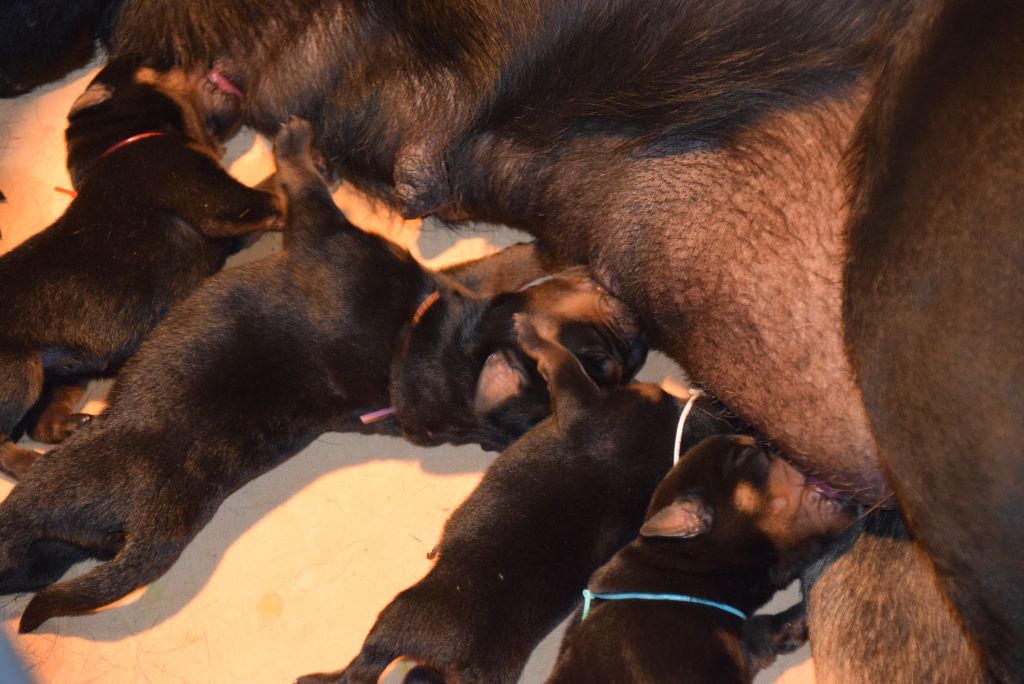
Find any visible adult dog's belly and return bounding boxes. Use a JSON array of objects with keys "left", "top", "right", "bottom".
[{"left": 538, "top": 88, "right": 884, "bottom": 501}]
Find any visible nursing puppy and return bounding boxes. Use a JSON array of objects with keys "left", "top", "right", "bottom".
[
  {"left": 0, "top": 55, "right": 280, "bottom": 478},
  {"left": 0, "top": 119, "right": 645, "bottom": 634},
  {"left": 548, "top": 435, "right": 855, "bottom": 683},
  {"left": 301, "top": 318, "right": 739, "bottom": 683}
]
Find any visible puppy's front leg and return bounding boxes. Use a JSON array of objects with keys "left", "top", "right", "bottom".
[
  {"left": 0, "top": 345, "right": 44, "bottom": 478},
  {"left": 173, "top": 153, "right": 284, "bottom": 238},
  {"left": 191, "top": 181, "right": 283, "bottom": 238}
]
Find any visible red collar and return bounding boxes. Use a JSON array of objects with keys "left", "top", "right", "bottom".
[
  {"left": 97, "top": 131, "right": 170, "bottom": 161},
  {"left": 59, "top": 131, "right": 172, "bottom": 198}
]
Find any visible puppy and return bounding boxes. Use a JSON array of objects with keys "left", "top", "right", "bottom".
[
  {"left": 0, "top": 55, "right": 280, "bottom": 478},
  {"left": 0, "top": 118, "right": 645, "bottom": 634},
  {"left": 547, "top": 435, "right": 855, "bottom": 683},
  {"left": 300, "top": 317, "right": 740, "bottom": 683}
]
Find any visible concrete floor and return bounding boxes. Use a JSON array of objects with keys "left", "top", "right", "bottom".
[{"left": 0, "top": 61, "right": 814, "bottom": 683}]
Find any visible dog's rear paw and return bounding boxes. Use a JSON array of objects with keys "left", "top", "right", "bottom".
[{"left": 274, "top": 116, "right": 314, "bottom": 163}]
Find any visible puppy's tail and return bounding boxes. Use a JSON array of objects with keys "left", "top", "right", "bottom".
[{"left": 18, "top": 537, "right": 178, "bottom": 633}]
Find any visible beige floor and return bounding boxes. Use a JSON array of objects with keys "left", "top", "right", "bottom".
[{"left": 0, "top": 61, "right": 813, "bottom": 683}]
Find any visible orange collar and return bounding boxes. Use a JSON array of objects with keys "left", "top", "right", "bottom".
[
  {"left": 358, "top": 290, "right": 441, "bottom": 426},
  {"left": 411, "top": 290, "right": 441, "bottom": 327}
]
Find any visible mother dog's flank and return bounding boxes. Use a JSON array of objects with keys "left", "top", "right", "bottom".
[
  {"left": 105, "top": 0, "right": 1024, "bottom": 677},
  {"left": 0, "top": 54, "right": 280, "bottom": 479},
  {"left": 0, "top": 119, "right": 645, "bottom": 633},
  {"left": 110, "top": 0, "right": 905, "bottom": 501}
]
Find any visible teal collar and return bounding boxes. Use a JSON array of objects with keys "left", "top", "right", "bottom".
[{"left": 581, "top": 588, "right": 747, "bottom": 621}]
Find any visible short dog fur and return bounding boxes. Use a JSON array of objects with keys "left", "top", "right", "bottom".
[
  {"left": 0, "top": 55, "right": 280, "bottom": 478},
  {"left": 0, "top": 118, "right": 646, "bottom": 633},
  {"left": 300, "top": 316, "right": 739, "bottom": 683},
  {"left": 98, "top": 0, "right": 1024, "bottom": 675},
  {"left": 548, "top": 434, "right": 854, "bottom": 683}
]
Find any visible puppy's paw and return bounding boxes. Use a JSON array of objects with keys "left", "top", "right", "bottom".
[
  {"left": 31, "top": 412, "right": 93, "bottom": 444},
  {"left": 234, "top": 189, "right": 284, "bottom": 232},
  {"left": 0, "top": 442, "right": 43, "bottom": 480}
]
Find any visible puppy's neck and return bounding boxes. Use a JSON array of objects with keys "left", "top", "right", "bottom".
[
  {"left": 66, "top": 115, "right": 182, "bottom": 188},
  {"left": 591, "top": 541, "right": 778, "bottom": 620}
]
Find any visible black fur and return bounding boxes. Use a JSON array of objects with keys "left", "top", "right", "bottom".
[
  {"left": 0, "top": 119, "right": 646, "bottom": 633},
  {"left": 0, "top": 55, "right": 280, "bottom": 478},
  {"left": 0, "top": 0, "right": 121, "bottom": 97},
  {"left": 100, "top": 0, "right": 941, "bottom": 504},
  {"left": 549, "top": 435, "right": 853, "bottom": 683},
  {"left": 108, "top": 0, "right": 912, "bottom": 219},
  {"left": 300, "top": 317, "right": 739, "bottom": 683},
  {"left": 59, "top": 0, "right": 1024, "bottom": 674}
]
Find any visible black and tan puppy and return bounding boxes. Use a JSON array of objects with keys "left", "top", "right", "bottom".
[
  {"left": 548, "top": 435, "right": 855, "bottom": 683},
  {"left": 301, "top": 318, "right": 739, "bottom": 683},
  {"left": 0, "top": 55, "right": 280, "bottom": 478},
  {"left": 0, "top": 118, "right": 645, "bottom": 634}
]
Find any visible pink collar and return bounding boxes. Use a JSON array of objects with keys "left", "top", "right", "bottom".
[
  {"left": 97, "top": 131, "right": 169, "bottom": 161},
  {"left": 359, "top": 290, "right": 441, "bottom": 425}
]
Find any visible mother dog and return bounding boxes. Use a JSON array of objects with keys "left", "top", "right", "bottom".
[{"left": 104, "top": 0, "right": 1021, "bottom": 678}]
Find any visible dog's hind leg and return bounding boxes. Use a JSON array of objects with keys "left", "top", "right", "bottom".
[
  {"left": 18, "top": 535, "right": 185, "bottom": 633},
  {"left": 0, "top": 344, "right": 44, "bottom": 478}
]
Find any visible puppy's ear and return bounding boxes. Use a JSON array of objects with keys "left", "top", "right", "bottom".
[
  {"left": 69, "top": 82, "right": 113, "bottom": 118},
  {"left": 577, "top": 352, "right": 624, "bottom": 388},
  {"left": 640, "top": 496, "right": 712, "bottom": 539},
  {"left": 474, "top": 349, "right": 525, "bottom": 415}
]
